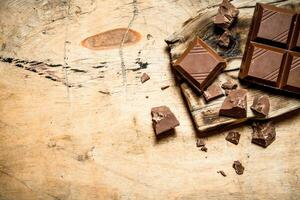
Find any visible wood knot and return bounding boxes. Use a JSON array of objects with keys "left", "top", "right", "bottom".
[{"left": 81, "top": 28, "right": 141, "bottom": 50}]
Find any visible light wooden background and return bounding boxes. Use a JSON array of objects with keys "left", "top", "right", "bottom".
[{"left": 0, "top": 0, "right": 299, "bottom": 199}]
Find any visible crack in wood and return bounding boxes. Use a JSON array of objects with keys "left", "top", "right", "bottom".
[
  {"left": 63, "top": 0, "right": 71, "bottom": 94},
  {"left": 119, "top": 0, "right": 139, "bottom": 88}
]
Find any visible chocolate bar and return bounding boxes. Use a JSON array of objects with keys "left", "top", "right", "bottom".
[
  {"left": 174, "top": 37, "right": 226, "bottom": 93},
  {"left": 239, "top": 3, "right": 300, "bottom": 94}
]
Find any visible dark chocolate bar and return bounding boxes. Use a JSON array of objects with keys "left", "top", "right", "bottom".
[
  {"left": 174, "top": 37, "right": 227, "bottom": 93},
  {"left": 239, "top": 3, "right": 300, "bottom": 94}
]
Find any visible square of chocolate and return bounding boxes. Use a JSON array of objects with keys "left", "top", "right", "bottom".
[
  {"left": 241, "top": 42, "right": 286, "bottom": 86},
  {"left": 290, "top": 14, "right": 300, "bottom": 51},
  {"left": 252, "top": 4, "right": 296, "bottom": 48},
  {"left": 281, "top": 52, "right": 300, "bottom": 93},
  {"left": 174, "top": 37, "right": 226, "bottom": 93}
]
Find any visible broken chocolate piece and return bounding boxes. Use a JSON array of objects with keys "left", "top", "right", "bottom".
[
  {"left": 214, "top": 0, "right": 239, "bottom": 29},
  {"left": 232, "top": 160, "right": 244, "bottom": 175},
  {"left": 196, "top": 138, "right": 206, "bottom": 147},
  {"left": 218, "top": 30, "right": 231, "bottom": 47},
  {"left": 221, "top": 79, "right": 238, "bottom": 90},
  {"left": 141, "top": 73, "right": 150, "bottom": 83},
  {"left": 214, "top": 14, "right": 230, "bottom": 29},
  {"left": 219, "top": 89, "right": 247, "bottom": 118},
  {"left": 251, "top": 121, "right": 276, "bottom": 148},
  {"left": 203, "top": 83, "right": 224, "bottom": 102},
  {"left": 251, "top": 95, "right": 270, "bottom": 117},
  {"left": 217, "top": 170, "right": 227, "bottom": 177},
  {"left": 225, "top": 131, "right": 240, "bottom": 145},
  {"left": 151, "top": 106, "right": 179, "bottom": 135},
  {"left": 200, "top": 146, "right": 208, "bottom": 152},
  {"left": 174, "top": 37, "right": 226, "bottom": 93}
]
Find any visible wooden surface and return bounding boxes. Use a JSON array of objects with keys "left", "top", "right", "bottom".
[
  {"left": 0, "top": 0, "right": 300, "bottom": 199},
  {"left": 166, "top": 0, "right": 300, "bottom": 132}
]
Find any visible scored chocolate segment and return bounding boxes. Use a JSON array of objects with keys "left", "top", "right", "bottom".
[
  {"left": 282, "top": 52, "right": 300, "bottom": 93},
  {"left": 254, "top": 4, "right": 295, "bottom": 47},
  {"left": 243, "top": 43, "right": 286, "bottom": 86},
  {"left": 174, "top": 37, "right": 226, "bottom": 93},
  {"left": 290, "top": 14, "right": 300, "bottom": 50}
]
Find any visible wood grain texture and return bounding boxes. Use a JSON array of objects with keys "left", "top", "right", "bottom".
[
  {"left": 0, "top": 0, "right": 300, "bottom": 200},
  {"left": 166, "top": 0, "right": 300, "bottom": 133}
]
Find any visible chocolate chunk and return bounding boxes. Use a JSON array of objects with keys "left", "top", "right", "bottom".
[
  {"left": 196, "top": 138, "right": 206, "bottom": 147},
  {"left": 221, "top": 79, "right": 238, "bottom": 90},
  {"left": 214, "top": 0, "right": 239, "bottom": 29},
  {"left": 218, "top": 30, "right": 231, "bottom": 47},
  {"left": 214, "top": 14, "right": 230, "bottom": 29},
  {"left": 225, "top": 131, "right": 240, "bottom": 145},
  {"left": 200, "top": 146, "right": 208, "bottom": 152},
  {"left": 217, "top": 170, "right": 227, "bottom": 177},
  {"left": 219, "top": 89, "right": 247, "bottom": 118},
  {"left": 203, "top": 83, "right": 224, "bottom": 102},
  {"left": 174, "top": 37, "right": 226, "bottom": 93},
  {"left": 239, "top": 4, "right": 300, "bottom": 94},
  {"left": 151, "top": 106, "right": 179, "bottom": 135},
  {"left": 141, "top": 73, "right": 150, "bottom": 83},
  {"left": 251, "top": 121, "right": 276, "bottom": 148},
  {"left": 250, "top": 95, "right": 270, "bottom": 117},
  {"left": 232, "top": 160, "right": 244, "bottom": 175}
]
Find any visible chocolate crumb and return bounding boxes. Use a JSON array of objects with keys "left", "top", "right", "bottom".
[
  {"left": 217, "top": 170, "right": 227, "bottom": 177},
  {"left": 232, "top": 160, "right": 244, "bottom": 175},
  {"left": 200, "top": 146, "right": 208, "bottom": 152},
  {"left": 196, "top": 138, "right": 205, "bottom": 147},
  {"left": 141, "top": 73, "right": 150, "bottom": 83},
  {"left": 221, "top": 79, "right": 238, "bottom": 90},
  {"left": 225, "top": 131, "right": 240, "bottom": 145},
  {"left": 161, "top": 85, "right": 170, "bottom": 90},
  {"left": 224, "top": 89, "right": 232, "bottom": 96}
]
